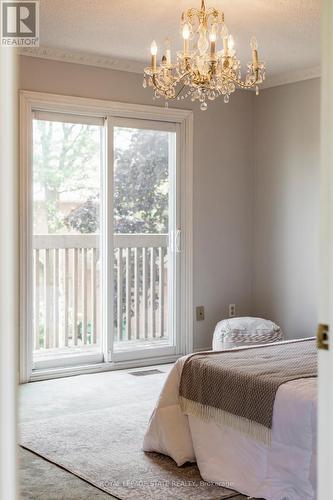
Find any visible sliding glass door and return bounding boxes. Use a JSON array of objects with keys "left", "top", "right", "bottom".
[
  {"left": 29, "top": 110, "right": 181, "bottom": 372},
  {"left": 109, "top": 118, "right": 181, "bottom": 362},
  {"left": 31, "top": 112, "right": 105, "bottom": 369}
]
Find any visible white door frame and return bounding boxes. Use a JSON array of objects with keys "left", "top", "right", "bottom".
[
  {"left": 318, "top": 1, "right": 333, "bottom": 498},
  {"left": 19, "top": 90, "right": 193, "bottom": 382},
  {"left": 0, "top": 48, "right": 18, "bottom": 500}
]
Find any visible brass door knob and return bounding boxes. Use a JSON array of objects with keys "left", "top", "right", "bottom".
[{"left": 317, "top": 324, "right": 329, "bottom": 350}]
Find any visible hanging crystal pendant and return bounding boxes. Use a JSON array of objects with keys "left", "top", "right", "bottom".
[{"left": 197, "top": 25, "right": 209, "bottom": 55}]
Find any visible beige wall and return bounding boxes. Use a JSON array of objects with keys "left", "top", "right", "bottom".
[
  {"left": 19, "top": 56, "right": 255, "bottom": 350},
  {"left": 253, "top": 79, "right": 320, "bottom": 339},
  {"left": 19, "top": 56, "right": 320, "bottom": 345}
]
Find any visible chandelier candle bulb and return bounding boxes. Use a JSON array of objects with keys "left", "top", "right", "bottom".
[
  {"left": 250, "top": 36, "right": 259, "bottom": 70},
  {"left": 228, "top": 34, "right": 234, "bottom": 51},
  {"left": 165, "top": 39, "right": 171, "bottom": 66},
  {"left": 209, "top": 32, "right": 217, "bottom": 59},
  {"left": 184, "top": 38, "right": 189, "bottom": 57},
  {"left": 150, "top": 40, "right": 158, "bottom": 71},
  {"left": 182, "top": 23, "right": 190, "bottom": 56},
  {"left": 252, "top": 49, "right": 259, "bottom": 70}
]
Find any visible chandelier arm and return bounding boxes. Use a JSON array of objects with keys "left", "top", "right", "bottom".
[
  {"left": 152, "top": 70, "right": 191, "bottom": 92},
  {"left": 221, "top": 73, "right": 260, "bottom": 89},
  {"left": 151, "top": 73, "right": 188, "bottom": 98},
  {"left": 184, "top": 0, "right": 207, "bottom": 27},
  {"left": 184, "top": 8, "right": 201, "bottom": 21},
  {"left": 151, "top": 74, "right": 260, "bottom": 97},
  {"left": 184, "top": 6, "right": 224, "bottom": 28},
  {"left": 183, "top": 9, "right": 202, "bottom": 31},
  {"left": 175, "top": 70, "right": 192, "bottom": 84},
  {"left": 174, "top": 84, "right": 187, "bottom": 99},
  {"left": 206, "top": 8, "right": 224, "bottom": 24},
  {"left": 150, "top": 69, "right": 261, "bottom": 95}
]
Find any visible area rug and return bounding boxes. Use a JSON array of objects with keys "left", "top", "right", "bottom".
[{"left": 19, "top": 400, "right": 240, "bottom": 499}]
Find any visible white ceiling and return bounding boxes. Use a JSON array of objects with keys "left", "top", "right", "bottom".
[{"left": 36, "top": 0, "right": 320, "bottom": 80}]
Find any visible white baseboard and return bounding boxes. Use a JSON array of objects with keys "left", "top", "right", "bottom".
[{"left": 28, "top": 354, "right": 181, "bottom": 382}]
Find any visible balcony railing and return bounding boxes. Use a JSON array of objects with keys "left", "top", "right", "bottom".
[{"left": 33, "top": 234, "right": 168, "bottom": 355}]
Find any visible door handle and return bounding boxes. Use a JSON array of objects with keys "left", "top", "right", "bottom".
[
  {"left": 175, "top": 230, "right": 181, "bottom": 253},
  {"left": 169, "top": 230, "right": 181, "bottom": 253},
  {"left": 317, "top": 323, "right": 329, "bottom": 350}
]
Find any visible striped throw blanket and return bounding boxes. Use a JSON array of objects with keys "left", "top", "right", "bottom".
[{"left": 179, "top": 338, "right": 317, "bottom": 445}]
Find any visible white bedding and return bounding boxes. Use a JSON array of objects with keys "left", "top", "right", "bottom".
[{"left": 143, "top": 355, "right": 317, "bottom": 500}]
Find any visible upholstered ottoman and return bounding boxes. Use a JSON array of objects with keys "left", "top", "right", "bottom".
[{"left": 212, "top": 317, "right": 283, "bottom": 350}]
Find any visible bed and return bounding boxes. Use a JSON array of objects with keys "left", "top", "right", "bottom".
[{"left": 143, "top": 339, "right": 317, "bottom": 500}]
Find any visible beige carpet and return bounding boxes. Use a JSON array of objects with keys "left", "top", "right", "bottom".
[{"left": 20, "top": 399, "right": 239, "bottom": 499}]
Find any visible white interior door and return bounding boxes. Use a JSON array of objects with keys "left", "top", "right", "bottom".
[
  {"left": 107, "top": 117, "right": 181, "bottom": 363},
  {"left": 318, "top": 1, "right": 333, "bottom": 498},
  {"left": 0, "top": 47, "right": 18, "bottom": 500}
]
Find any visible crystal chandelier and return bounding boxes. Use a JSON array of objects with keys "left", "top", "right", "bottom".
[{"left": 143, "top": 0, "right": 266, "bottom": 110}]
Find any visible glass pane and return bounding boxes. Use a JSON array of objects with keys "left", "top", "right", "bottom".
[
  {"left": 32, "top": 118, "right": 103, "bottom": 363},
  {"left": 113, "top": 126, "right": 175, "bottom": 352},
  {"left": 114, "top": 127, "right": 169, "bottom": 234}
]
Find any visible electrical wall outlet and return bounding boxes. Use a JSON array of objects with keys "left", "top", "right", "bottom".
[
  {"left": 196, "top": 306, "right": 205, "bottom": 321},
  {"left": 229, "top": 304, "right": 236, "bottom": 317}
]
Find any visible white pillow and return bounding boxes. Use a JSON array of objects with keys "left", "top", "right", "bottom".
[{"left": 212, "top": 316, "right": 283, "bottom": 351}]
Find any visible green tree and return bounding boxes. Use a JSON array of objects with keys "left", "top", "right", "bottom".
[
  {"left": 65, "top": 128, "right": 169, "bottom": 234},
  {"left": 33, "top": 120, "right": 100, "bottom": 233},
  {"left": 34, "top": 122, "right": 169, "bottom": 235},
  {"left": 113, "top": 128, "right": 169, "bottom": 234},
  {"left": 64, "top": 195, "right": 99, "bottom": 234}
]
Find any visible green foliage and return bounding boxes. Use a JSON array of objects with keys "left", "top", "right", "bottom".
[
  {"left": 34, "top": 122, "right": 169, "bottom": 235},
  {"left": 64, "top": 196, "right": 99, "bottom": 234},
  {"left": 114, "top": 128, "right": 169, "bottom": 234},
  {"left": 33, "top": 120, "right": 100, "bottom": 233}
]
